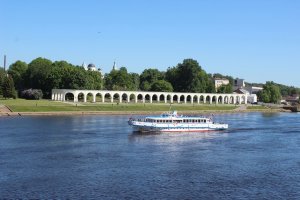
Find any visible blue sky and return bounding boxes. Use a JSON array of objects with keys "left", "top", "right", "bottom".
[{"left": 1, "top": 0, "right": 300, "bottom": 87}]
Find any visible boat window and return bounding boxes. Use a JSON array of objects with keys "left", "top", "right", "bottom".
[{"left": 204, "top": 120, "right": 206, "bottom": 123}]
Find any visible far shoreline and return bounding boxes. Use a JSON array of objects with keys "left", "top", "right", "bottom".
[{"left": 0, "top": 108, "right": 288, "bottom": 117}]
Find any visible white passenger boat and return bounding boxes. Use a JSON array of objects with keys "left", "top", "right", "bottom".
[{"left": 128, "top": 111, "right": 228, "bottom": 132}]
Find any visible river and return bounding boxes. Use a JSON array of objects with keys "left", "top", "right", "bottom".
[{"left": 0, "top": 112, "right": 300, "bottom": 199}]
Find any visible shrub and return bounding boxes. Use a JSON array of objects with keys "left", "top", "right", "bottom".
[{"left": 21, "top": 89, "right": 43, "bottom": 100}]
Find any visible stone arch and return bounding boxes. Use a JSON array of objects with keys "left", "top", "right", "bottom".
[
  {"left": 86, "top": 92, "right": 94, "bottom": 102},
  {"left": 230, "top": 96, "right": 234, "bottom": 104},
  {"left": 236, "top": 96, "right": 241, "bottom": 104},
  {"left": 173, "top": 95, "right": 178, "bottom": 103},
  {"left": 145, "top": 94, "right": 151, "bottom": 103},
  {"left": 129, "top": 93, "right": 136, "bottom": 103},
  {"left": 65, "top": 92, "right": 74, "bottom": 101},
  {"left": 193, "top": 95, "right": 198, "bottom": 104},
  {"left": 200, "top": 95, "right": 205, "bottom": 103},
  {"left": 113, "top": 93, "right": 120, "bottom": 103},
  {"left": 218, "top": 96, "right": 223, "bottom": 104},
  {"left": 104, "top": 93, "right": 111, "bottom": 103},
  {"left": 152, "top": 94, "right": 158, "bottom": 103},
  {"left": 241, "top": 95, "right": 246, "bottom": 104},
  {"left": 180, "top": 95, "right": 185, "bottom": 103},
  {"left": 224, "top": 96, "right": 229, "bottom": 104},
  {"left": 212, "top": 96, "right": 217, "bottom": 104},
  {"left": 186, "top": 95, "right": 192, "bottom": 103},
  {"left": 78, "top": 92, "right": 85, "bottom": 102},
  {"left": 166, "top": 94, "right": 171, "bottom": 103},
  {"left": 96, "top": 93, "right": 102, "bottom": 102},
  {"left": 137, "top": 94, "right": 143, "bottom": 103},
  {"left": 121, "top": 93, "right": 128, "bottom": 102},
  {"left": 206, "top": 96, "right": 211, "bottom": 104},
  {"left": 159, "top": 94, "right": 165, "bottom": 102}
]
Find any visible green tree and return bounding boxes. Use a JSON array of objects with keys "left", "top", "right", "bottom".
[
  {"left": 26, "top": 57, "right": 52, "bottom": 97},
  {"left": 2, "top": 75, "right": 17, "bottom": 99},
  {"left": 104, "top": 67, "right": 134, "bottom": 90},
  {"left": 150, "top": 80, "right": 173, "bottom": 92},
  {"left": 130, "top": 73, "right": 140, "bottom": 91},
  {"left": 8, "top": 61, "right": 28, "bottom": 91},
  {"left": 217, "top": 84, "right": 233, "bottom": 93},
  {"left": 0, "top": 67, "right": 5, "bottom": 96},
  {"left": 139, "top": 68, "right": 164, "bottom": 91},
  {"left": 166, "top": 59, "right": 212, "bottom": 93},
  {"left": 258, "top": 81, "right": 281, "bottom": 103}
]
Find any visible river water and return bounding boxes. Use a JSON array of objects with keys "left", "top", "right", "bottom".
[{"left": 0, "top": 112, "right": 300, "bottom": 199}]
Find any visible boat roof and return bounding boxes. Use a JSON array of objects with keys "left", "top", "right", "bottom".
[
  {"left": 144, "top": 111, "right": 211, "bottom": 120},
  {"left": 146, "top": 116, "right": 210, "bottom": 120}
]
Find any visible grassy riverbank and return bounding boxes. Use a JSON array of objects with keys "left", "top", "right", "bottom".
[{"left": 0, "top": 98, "right": 279, "bottom": 115}]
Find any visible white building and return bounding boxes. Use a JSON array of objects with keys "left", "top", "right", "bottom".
[
  {"left": 214, "top": 78, "right": 229, "bottom": 91},
  {"left": 234, "top": 88, "right": 257, "bottom": 103}
]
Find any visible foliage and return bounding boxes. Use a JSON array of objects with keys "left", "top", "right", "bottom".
[
  {"left": 150, "top": 80, "right": 173, "bottom": 92},
  {"left": 130, "top": 73, "right": 140, "bottom": 91},
  {"left": 257, "top": 81, "right": 281, "bottom": 103},
  {"left": 2, "top": 75, "right": 17, "bottom": 99},
  {"left": 47, "top": 61, "right": 103, "bottom": 90},
  {"left": 0, "top": 67, "right": 5, "bottom": 95},
  {"left": 3, "top": 57, "right": 300, "bottom": 101},
  {"left": 8, "top": 60, "right": 28, "bottom": 91},
  {"left": 217, "top": 84, "right": 233, "bottom": 93},
  {"left": 20, "top": 89, "right": 43, "bottom": 100},
  {"left": 213, "top": 73, "right": 234, "bottom": 93},
  {"left": 166, "top": 59, "right": 215, "bottom": 93},
  {"left": 139, "top": 68, "right": 165, "bottom": 91},
  {"left": 26, "top": 57, "right": 53, "bottom": 98},
  {"left": 104, "top": 67, "right": 135, "bottom": 90}
]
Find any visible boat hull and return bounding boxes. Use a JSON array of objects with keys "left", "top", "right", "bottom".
[{"left": 130, "top": 122, "right": 228, "bottom": 133}]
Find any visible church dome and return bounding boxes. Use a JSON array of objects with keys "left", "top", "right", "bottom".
[{"left": 87, "top": 63, "right": 96, "bottom": 69}]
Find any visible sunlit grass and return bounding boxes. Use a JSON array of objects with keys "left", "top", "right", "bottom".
[{"left": 0, "top": 98, "right": 238, "bottom": 112}]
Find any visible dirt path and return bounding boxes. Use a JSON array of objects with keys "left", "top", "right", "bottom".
[
  {"left": 234, "top": 105, "right": 248, "bottom": 111},
  {"left": 0, "top": 104, "right": 14, "bottom": 116}
]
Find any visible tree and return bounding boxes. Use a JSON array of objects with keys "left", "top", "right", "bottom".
[
  {"left": 8, "top": 61, "right": 28, "bottom": 91},
  {"left": 26, "top": 57, "right": 52, "bottom": 97},
  {"left": 166, "top": 59, "right": 213, "bottom": 93},
  {"left": 104, "top": 67, "right": 135, "bottom": 90},
  {"left": 139, "top": 68, "right": 164, "bottom": 91},
  {"left": 130, "top": 73, "right": 140, "bottom": 91},
  {"left": 150, "top": 80, "right": 173, "bottom": 92},
  {"left": 217, "top": 84, "right": 233, "bottom": 93},
  {"left": 21, "top": 89, "right": 43, "bottom": 100},
  {"left": 257, "top": 81, "right": 281, "bottom": 103},
  {"left": 0, "top": 67, "right": 5, "bottom": 96},
  {"left": 2, "top": 75, "right": 17, "bottom": 99}
]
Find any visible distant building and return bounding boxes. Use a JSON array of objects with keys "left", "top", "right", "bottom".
[
  {"left": 112, "top": 61, "right": 118, "bottom": 71},
  {"left": 233, "top": 78, "right": 245, "bottom": 90},
  {"left": 233, "top": 78, "right": 263, "bottom": 95},
  {"left": 214, "top": 78, "right": 229, "bottom": 91},
  {"left": 285, "top": 95, "right": 299, "bottom": 104},
  {"left": 245, "top": 86, "right": 263, "bottom": 94},
  {"left": 82, "top": 62, "right": 104, "bottom": 78},
  {"left": 234, "top": 88, "right": 257, "bottom": 103},
  {"left": 87, "top": 63, "right": 97, "bottom": 71}
]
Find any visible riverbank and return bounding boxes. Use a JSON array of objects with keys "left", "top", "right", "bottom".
[{"left": 0, "top": 99, "right": 286, "bottom": 116}]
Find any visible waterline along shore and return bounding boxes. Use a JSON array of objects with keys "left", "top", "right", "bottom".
[{"left": 0, "top": 99, "right": 286, "bottom": 117}]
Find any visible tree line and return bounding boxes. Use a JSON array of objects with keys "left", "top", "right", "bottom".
[{"left": 0, "top": 57, "right": 299, "bottom": 103}]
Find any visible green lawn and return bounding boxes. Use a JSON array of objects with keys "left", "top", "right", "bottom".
[{"left": 0, "top": 98, "right": 237, "bottom": 112}]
